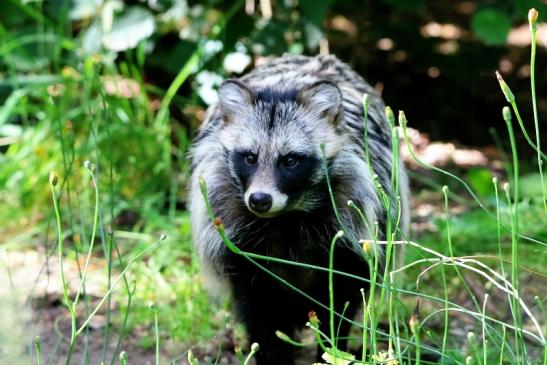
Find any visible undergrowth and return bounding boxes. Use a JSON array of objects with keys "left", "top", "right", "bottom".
[{"left": 0, "top": 2, "right": 545, "bottom": 365}]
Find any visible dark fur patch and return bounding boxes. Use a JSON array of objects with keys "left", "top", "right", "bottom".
[
  {"left": 255, "top": 87, "right": 299, "bottom": 103},
  {"left": 268, "top": 102, "right": 277, "bottom": 130},
  {"left": 231, "top": 149, "right": 258, "bottom": 190},
  {"left": 275, "top": 154, "right": 321, "bottom": 200},
  {"left": 223, "top": 203, "right": 370, "bottom": 363}
]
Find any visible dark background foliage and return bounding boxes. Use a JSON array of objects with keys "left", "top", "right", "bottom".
[{"left": 2, "top": 0, "right": 545, "bottom": 147}]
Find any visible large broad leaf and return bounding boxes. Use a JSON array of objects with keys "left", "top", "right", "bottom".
[
  {"left": 471, "top": 8, "right": 511, "bottom": 46},
  {"left": 103, "top": 7, "right": 155, "bottom": 52},
  {"left": 300, "top": 0, "right": 333, "bottom": 27}
]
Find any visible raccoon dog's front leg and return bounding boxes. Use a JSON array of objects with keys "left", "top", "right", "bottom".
[{"left": 231, "top": 279, "right": 297, "bottom": 365}]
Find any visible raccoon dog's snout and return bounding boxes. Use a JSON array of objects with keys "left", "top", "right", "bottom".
[
  {"left": 248, "top": 192, "right": 272, "bottom": 213},
  {"left": 244, "top": 187, "right": 288, "bottom": 217}
]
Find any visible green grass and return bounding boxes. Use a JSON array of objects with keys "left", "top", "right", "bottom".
[
  {"left": 1, "top": 2, "right": 546, "bottom": 365},
  {"left": 1, "top": 2, "right": 222, "bottom": 360},
  {"left": 116, "top": 212, "right": 226, "bottom": 346}
]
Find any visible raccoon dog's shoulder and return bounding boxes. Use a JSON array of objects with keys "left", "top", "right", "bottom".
[{"left": 189, "top": 54, "right": 409, "bottom": 295}]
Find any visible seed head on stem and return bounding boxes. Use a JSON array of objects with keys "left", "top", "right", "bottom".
[
  {"left": 49, "top": 171, "right": 59, "bottom": 186},
  {"left": 495, "top": 71, "right": 515, "bottom": 103},
  {"left": 529, "top": 8, "right": 539, "bottom": 32}
]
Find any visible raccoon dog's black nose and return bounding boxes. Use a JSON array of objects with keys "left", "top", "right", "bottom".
[{"left": 249, "top": 193, "right": 273, "bottom": 213}]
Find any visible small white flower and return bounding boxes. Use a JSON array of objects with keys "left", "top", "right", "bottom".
[
  {"left": 195, "top": 71, "right": 223, "bottom": 105},
  {"left": 203, "top": 40, "right": 223, "bottom": 58},
  {"left": 223, "top": 52, "right": 252, "bottom": 74}
]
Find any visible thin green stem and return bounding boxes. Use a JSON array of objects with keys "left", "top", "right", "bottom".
[
  {"left": 441, "top": 186, "right": 453, "bottom": 363},
  {"left": 361, "top": 289, "right": 368, "bottom": 363},
  {"left": 75, "top": 235, "right": 164, "bottom": 337},
  {"left": 493, "top": 179, "right": 508, "bottom": 285},
  {"left": 413, "top": 323, "right": 421, "bottom": 365},
  {"left": 503, "top": 107, "right": 523, "bottom": 363},
  {"left": 362, "top": 94, "right": 373, "bottom": 179},
  {"left": 109, "top": 277, "right": 136, "bottom": 365},
  {"left": 529, "top": 14, "right": 547, "bottom": 213},
  {"left": 510, "top": 99, "right": 547, "bottom": 162},
  {"left": 276, "top": 330, "right": 315, "bottom": 347},
  {"left": 497, "top": 70, "right": 547, "bottom": 162},
  {"left": 34, "top": 336, "right": 41, "bottom": 365},
  {"left": 49, "top": 173, "right": 77, "bottom": 364},
  {"left": 243, "top": 344, "right": 260, "bottom": 365},
  {"left": 468, "top": 332, "right": 481, "bottom": 364},
  {"left": 336, "top": 301, "right": 350, "bottom": 346},
  {"left": 154, "top": 305, "right": 160, "bottom": 365},
  {"left": 482, "top": 294, "right": 489, "bottom": 365},
  {"left": 199, "top": 179, "right": 469, "bottom": 362},
  {"left": 399, "top": 111, "right": 546, "bottom": 247},
  {"left": 499, "top": 325, "right": 506, "bottom": 365},
  {"left": 321, "top": 144, "right": 343, "bottom": 224},
  {"left": 329, "top": 230, "right": 345, "bottom": 350},
  {"left": 494, "top": 177, "right": 519, "bottom": 342},
  {"left": 440, "top": 261, "right": 449, "bottom": 363},
  {"left": 73, "top": 162, "right": 99, "bottom": 308},
  {"left": 308, "top": 312, "right": 331, "bottom": 356}
]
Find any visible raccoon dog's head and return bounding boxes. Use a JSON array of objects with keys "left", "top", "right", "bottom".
[{"left": 217, "top": 79, "right": 346, "bottom": 218}]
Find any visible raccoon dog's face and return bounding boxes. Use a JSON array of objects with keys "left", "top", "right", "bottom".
[{"left": 217, "top": 79, "right": 346, "bottom": 218}]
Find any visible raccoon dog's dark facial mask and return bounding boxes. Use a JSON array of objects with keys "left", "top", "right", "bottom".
[{"left": 217, "top": 79, "right": 345, "bottom": 218}]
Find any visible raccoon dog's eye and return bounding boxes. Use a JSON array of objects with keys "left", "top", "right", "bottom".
[
  {"left": 282, "top": 154, "right": 299, "bottom": 167},
  {"left": 244, "top": 152, "right": 258, "bottom": 165}
]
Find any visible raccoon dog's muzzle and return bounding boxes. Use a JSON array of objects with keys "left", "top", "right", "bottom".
[{"left": 244, "top": 183, "right": 288, "bottom": 218}]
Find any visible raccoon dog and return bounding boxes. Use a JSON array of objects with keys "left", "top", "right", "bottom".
[{"left": 189, "top": 54, "right": 409, "bottom": 364}]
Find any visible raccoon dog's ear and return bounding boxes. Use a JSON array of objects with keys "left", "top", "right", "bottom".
[
  {"left": 218, "top": 79, "right": 254, "bottom": 123},
  {"left": 298, "top": 80, "right": 343, "bottom": 124}
]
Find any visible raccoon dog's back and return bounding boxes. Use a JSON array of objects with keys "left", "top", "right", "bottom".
[{"left": 189, "top": 54, "right": 408, "bottom": 364}]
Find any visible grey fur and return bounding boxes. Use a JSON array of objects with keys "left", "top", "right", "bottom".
[{"left": 189, "top": 54, "right": 409, "bottom": 363}]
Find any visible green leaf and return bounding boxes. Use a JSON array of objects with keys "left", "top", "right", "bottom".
[
  {"left": 0, "top": 1, "right": 30, "bottom": 27},
  {"left": 471, "top": 8, "right": 512, "bottom": 46},
  {"left": 520, "top": 172, "right": 547, "bottom": 199},
  {"left": 300, "top": 0, "right": 333, "bottom": 27},
  {"left": 0, "top": 89, "right": 29, "bottom": 126},
  {"left": 321, "top": 348, "right": 355, "bottom": 365},
  {"left": 467, "top": 168, "right": 495, "bottom": 197},
  {"left": 0, "top": 75, "right": 62, "bottom": 88}
]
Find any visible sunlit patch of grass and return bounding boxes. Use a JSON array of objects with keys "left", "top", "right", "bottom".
[
  {"left": 414, "top": 201, "right": 547, "bottom": 273},
  {"left": 115, "top": 212, "right": 227, "bottom": 345}
]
